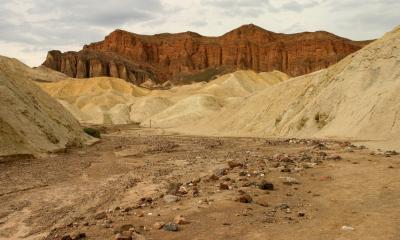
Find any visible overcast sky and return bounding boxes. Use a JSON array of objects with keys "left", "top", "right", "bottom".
[{"left": 0, "top": 0, "right": 399, "bottom": 66}]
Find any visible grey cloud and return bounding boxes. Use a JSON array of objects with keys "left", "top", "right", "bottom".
[
  {"left": 191, "top": 21, "right": 208, "bottom": 27},
  {"left": 201, "top": 0, "right": 272, "bottom": 17},
  {"left": 280, "top": 1, "right": 321, "bottom": 12},
  {"left": 0, "top": 0, "right": 166, "bottom": 47}
]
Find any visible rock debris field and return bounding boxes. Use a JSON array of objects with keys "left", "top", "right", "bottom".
[{"left": 1, "top": 126, "right": 399, "bottom": 240}]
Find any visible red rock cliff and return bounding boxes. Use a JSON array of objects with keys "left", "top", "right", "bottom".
[{"left": 43, "top": 24, "right": 371, "bottom": 83}]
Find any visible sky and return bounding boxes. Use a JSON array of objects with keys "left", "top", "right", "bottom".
[{"left": 0, "top": 0, "right": 399, "bottom": 66}]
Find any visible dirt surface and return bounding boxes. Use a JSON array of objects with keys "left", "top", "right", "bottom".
[{"left": 0, "top": 125, "right": 399, "bottom": 240}]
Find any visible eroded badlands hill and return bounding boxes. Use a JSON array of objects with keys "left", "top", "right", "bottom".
[
  {"left": 42, "top": 24, "right": 370, "bottom": 84},
  {"left": 38, "top": 71, "right": 288, "bottom": 125},
  {"left": 0, "top": 56, "right": 91, "bottom": 158}
]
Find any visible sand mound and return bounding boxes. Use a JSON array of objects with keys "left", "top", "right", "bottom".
[
  {"left": 130, "top": 96, "right": 173, "bottom": 123},
  {"left": 39, "top": 70, "right": 287, "bottom": 125},
  {"left": 0, "top": 57, "right": 67, "bottom": 83},
  {"left": 39, "top": 77, "right": 150, "bottom": 124},
  {"left": 0, "top": 56, "right": 90, "bottom": 158},
  {"left": 179, "top": 26, "right": 400, "bottom": 149},
  {"left": 142, "top": 94, "right": 224, "bottom": 128}
]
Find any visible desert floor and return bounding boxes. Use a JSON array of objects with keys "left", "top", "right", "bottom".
[{"left": 1, "top": 125, "right": 399, "bottom": 240}]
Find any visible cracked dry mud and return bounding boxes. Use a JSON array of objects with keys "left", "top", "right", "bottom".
[{"left": 0, "top": 126, "right": 399, "bottom": 240}]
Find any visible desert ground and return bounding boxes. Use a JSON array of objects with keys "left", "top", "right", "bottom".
[{"left": 1, "top": 125, "right": 399, "bottom": 240}]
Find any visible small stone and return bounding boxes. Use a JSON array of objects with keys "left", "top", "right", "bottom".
[
  {"left": 167, "top": 182, "right": 183, "bottom": 195},
  {"left": 122, "top": 207, "right": 132, "bottom": 212},
  {"left": 115, "top": 233, "right": 132, "bottom": 240},
  {"left": 192, "top": 186, "right": 199, "bottom": 197},
  {"left": 213, "top": 168, "right": 229, "bottom": 177},
  {"left": 132, "top": 232, "right": 146, "bottom": 240},
  {"left": 163, "top": 195, "right": 179, "bottom": 203},
  {"left": 71, "top": 233, "right": 86, "bottom": 240},
  {"left": 163, "top": 222, "right": 179, "bottom": 232},
  {"left": 298, "top": 212, "right": 305, "bottom": 217},
  {"left": 61, "top": 235, "right": 72, "bottom": 240},
  {"left": 104, "top": 219, "right": 112, "bottom": 224},
  {"left": 219, "top": 182, "right": 230, "bottom": 190},
  {"left": 153, "top": 222, "right": 165, "bottom": 229},
  {"left": 114, "top": 224, "right": 134, "bottom": 234},
  {"left": 341, "top": 226, "right": 354, "bottom": 231},
  {"left": 178, "top": 186, "right": 188, "bottom": 195},
  {"left": 282, "top": 177, "right": 300, "bottom": 185},
  {"left": 235, "top": 194, "right": 252, "bottom": 203},
  {"left": 94, "top": 211, "right": 107, "bottom": 220},
  {"left": 258, "top": 180, "right": 274, "bottom": 190},
  {"left": 209, "top": 174, "right": 220, "bottom": 181},
  {"left": 174, "top": 215, "right": 189, "bottom": 225},
  {"left": 327, "top": 155, "right": 342, "bottom": 161},
  {"left": 228, "top": 161, "right": 243, "bottom": 169}
]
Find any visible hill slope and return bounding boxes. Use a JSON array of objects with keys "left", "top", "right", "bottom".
[
  {"left": 177, "top": 26, "right": 400, "bottom": 149},
  {"left": 39, "top": 70, "right": 288, "bottom": 125},
  {"left": 0, "top": 56, "right": 91, "bottom": 158}
]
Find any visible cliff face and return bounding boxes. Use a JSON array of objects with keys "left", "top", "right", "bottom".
[
  {"left": 42, "top": 50, "right": 156, "bottom": 85},
  {"left": 43, "top": 24, "right": 371, "bottom": 83}
]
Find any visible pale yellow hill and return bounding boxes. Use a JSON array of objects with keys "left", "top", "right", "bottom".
[
  {"left": 0, "top": 56, "right": 91, "bottom": 158},
  {"left": 140, "top": 70, "right": 288, "bottom": 127},
  {"left": 39, "top": 77, "right": 150, "bottom": 124},
  {"left": 174, "top": 26, "right": 400, "bottom": 150},
  {"left": 39, "top": 70, "right": 288, "bottom": 125}
]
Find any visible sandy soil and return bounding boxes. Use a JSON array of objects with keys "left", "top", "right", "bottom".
[{"left": 0, "top": 126, "right": 399, "bottom": 240}]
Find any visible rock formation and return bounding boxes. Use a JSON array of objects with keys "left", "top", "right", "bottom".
[{"left": 43, "top": 24, "right": 371, "bottom": 84}]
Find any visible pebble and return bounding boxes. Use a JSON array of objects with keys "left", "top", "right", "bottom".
[
  {"left": 113, "top": 224, "right": 134, "bottom": 234},
  {"left": 258, "top": 180, "right": 274, "bottom": 190},
  {"left": 282, "top": 177, "right": 300, "bottom": 185},
  {"left": 163, "top": 195, "right": 179, "bottom": 203},
  {"left": 153, "top": 222, "right": 165, "bottom": 230},
  {"left": 228, "top": 160, "right": 243, "bottom": 169},
  {"left": 174, "top": 215, "right": 189, "bottom": 225},
  {"left": 235, "top": 194, "right": 252, "bottom": 203},
  {"left": 341, "top": 226, "right": 355, "bottom": 231},
  {"left": 163, "top": 222, "right": 179, "bottom": 232},
  {"left": 94, "top": 211, "right": 107, "bottom": 220},
  {"left": 219, "top": 182, "right": 230, "bottom": 190},
  {"left": 115, "top": 233, "right": 132, "bottom": 240}
]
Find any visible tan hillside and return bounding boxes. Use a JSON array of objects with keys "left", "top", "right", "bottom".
[
  {"left": 39, "top": 70, "right": 288, "bottom": 125},
  {"left": 0, "top": 56, "right": 91, "bottom": 158},
  {"left": 172, "top": 26, "right": 400, "bottom": 149},
  {"left": 39, "top": 77, "right": 150, "bottom": 124}
]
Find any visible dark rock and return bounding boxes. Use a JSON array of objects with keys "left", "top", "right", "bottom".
[
  {"left": 167, "top": 182, "right": 183, "bottom": 195},
  {"left": 114, "top": 224, "right": 134, "bottom": 234},
  {"left": 163, "top": 222, "right": 179, "bottom": 232},
  {"left": 219, "top": 182, "right": 230, "bottom": 190},
  {"left": 94, "top": 211, "right": 107, "bottom": 220},
  {"left": 228, "top": 161, "right": 243, "bottom": 169},
  {"left": 115, "top": 233, "right": 132, "bottom": 240},
  {"left": 235, "top": 194, "right": 252, "bottom": 203},
  {"left": 258, "top": 180, "right": 274, "bottom": 190}
]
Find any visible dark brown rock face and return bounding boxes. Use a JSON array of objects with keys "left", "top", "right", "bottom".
[
  {"left": 43, "top": 24, "right": 371, "bottom": 84},
  {"left": 42, "top": 50, "right": 156, "bottom": 84}
]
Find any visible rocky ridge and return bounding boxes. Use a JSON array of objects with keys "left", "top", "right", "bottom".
[{"left": 42, "top": 24, "right": 370, "bottom": 84}]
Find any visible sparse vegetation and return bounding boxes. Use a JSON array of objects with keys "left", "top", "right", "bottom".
[
  {"left": 314, "top": 112, "right": 329, "bottom": 129},
  {"left": 84, "top": 127, "right": 101, "bottom": 138},
  {"left": 297, "top": 116, "right": 309, "bottom": 130},
  {"left": 275, "top": 115, "right": 282, "bottom": 126}
]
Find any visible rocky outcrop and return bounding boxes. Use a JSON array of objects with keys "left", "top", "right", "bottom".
[
  {"left": 43, "top": 24, "right": 371, "bottom": 83},
  {"left": 42, "top": 50, "right": 156, "bottom": 84}
]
